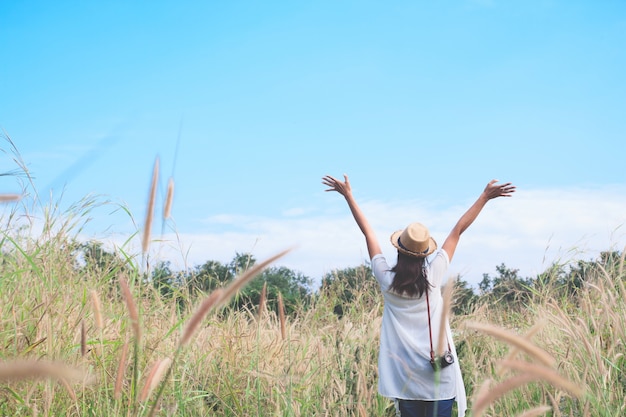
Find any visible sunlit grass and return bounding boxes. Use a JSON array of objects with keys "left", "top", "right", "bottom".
[{"left": 1, "top": 139, "right": 624, "bottom": 415}]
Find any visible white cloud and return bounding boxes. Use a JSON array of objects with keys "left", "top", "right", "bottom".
[{"left": 107, "top": 184, "right": 626, "bottom": 289}]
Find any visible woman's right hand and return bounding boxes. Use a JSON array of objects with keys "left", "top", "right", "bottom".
[{"left": 483, "top": 179, "right": 516, "bottom": 200}]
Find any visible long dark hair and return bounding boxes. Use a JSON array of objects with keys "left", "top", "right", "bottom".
[{"left": 389, "top": 252, "right": 430, "bottom": 297}]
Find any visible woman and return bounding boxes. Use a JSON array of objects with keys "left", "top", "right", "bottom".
[{"left": 322, "top": 174, "right": 515, "bottom": 417}]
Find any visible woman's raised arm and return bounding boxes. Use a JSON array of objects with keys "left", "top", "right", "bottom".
[
  {"left": 442, "top": 179, "right": 516, "bottom": 261},
  {"left": 322, "top": 174, "right": 382, "bottom": 259}
]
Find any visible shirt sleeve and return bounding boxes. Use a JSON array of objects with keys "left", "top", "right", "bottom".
[{"left": 371, "top": 254, "right": 392, "bottom": 291}]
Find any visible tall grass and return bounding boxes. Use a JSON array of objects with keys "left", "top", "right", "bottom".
[
  {"left": 3, "top": 203, "right": 623, "bottom": 416},
  {"left": 1, "top": 148, "right": 624, "bottom": 415}
]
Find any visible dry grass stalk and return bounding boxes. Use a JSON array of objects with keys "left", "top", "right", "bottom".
[
  {"left": 278, "top": 292, "right": 286, "bottom": 340},
  {"left": 436, "top": 280, "right": 454, "bottom": 356},
  {"left": 80, "top": 320, "right": 87, "bottom": 357},
  {"left": 118, "top": 277, "right": 141, "bottom": 342},
  {"left": 179, "top": 289, "right": 224, "bottom": 348},
  {"left": 90, "top": 289, "right": 103, "bottom": 329},
  {"left": 216, "top": 248, "right": 292, "bottom": 309},
  {"left": 515, "top": 405, "right": 552, "bottom": 417},
  {"left": 258, "top": 281, "right": 267, "bottom": 318},
  {"left": 114, "top": 339, "right": 129, "bottom": 399},
  {"left": 0, "top": 360, "right": 88, "bottom": 383},
  {"left": 163, "top": 177, "right": 174, "bottom": 220},
  {"left": 142, "top": 157, "right": 159, "bottom": 254},
  {"left": 573, "top": 316, "right": 604, "bottom": 372},
  {"left": 0, "top": 194, "right": 21, "bottom": 202},
  {"left": 472, "top": 373, "right": 538, "bottom": 417},
  {"left": 464, "top": 321, "right": 555, "bottom": 367},
  {"left": 139, "top": 358, "right": 172, "bottom": 402},
  {"left": 499, "top": 359, "right": 584, "bottom": 397}
]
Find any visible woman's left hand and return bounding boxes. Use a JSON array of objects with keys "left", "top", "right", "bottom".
[{"left": 322, "top": 174, "right": 352, "bottom": 198}]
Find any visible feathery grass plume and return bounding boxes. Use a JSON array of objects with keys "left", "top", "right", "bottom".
[
  {"left": 497, "top": 321, "right": 546, "bottom": 377},
  {"left": 114, "top": 339, "right": 129, "bottom": 400},
  {"left": 0, "top": 194, "right": 21, "bottom": 202},
  {"left": 142, "top": 157, "right": 159, "bottom": 254},
  {"left": 258, "top": 281, "right": 267, "bottom": 318},
  {"left": 515, "top": 405, "right": 552, "bottom": 417},
  {"left": 90, "top": 289, "right": 103, "bottom": 330},
  {"left": 59, "top": 377, "right": 78, "bottom": 402},
  {"left": 573, "top": 316, "right": 603, "bottom": 371},
  {"left": 163, "top": 177, "right": 174, "bottom": 220},
  {"left": 179, "top": 289, "right": 224, "bottom": 348},
  {"left": 80, "top": 320, "right": 87, "bottom": 357},
  {"left": 472, "top": 373, "right": 538, "bottom": 417},
  {"left": 118, "top": 277, "right": 141, "bottom": 342},
  {"left": 464, "top": 321, "right": 555, "bottom": 367},
  {"left": 216, "top": 248, "right": 292, "bottom": 310},
  {"left": 546, "top": 392, "right": 561, "bottom": 417},
  {"left": 139, "top": 358, "right": 172, "bottom": 402},
  {"left": 278, "top": 292, "right": 286, "bottom": 340},
  {"left": 617, "top": 242, "right": 626, "bottom": 278},
  {"left": 0, "top": 360, "right": 88, "bottom": 383},
  {"left": 472, "top": 379, "right": 492, "bottom": 409},
  {"left": 499, "top": 359, "right": 584, "bottom": 397},
  {"left": 436, "top": 279, "right": 454, "bottom": 356}
]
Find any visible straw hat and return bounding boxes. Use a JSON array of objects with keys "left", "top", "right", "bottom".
[{"left": 390, "top": 222, "right": 437, "bottom": 258}]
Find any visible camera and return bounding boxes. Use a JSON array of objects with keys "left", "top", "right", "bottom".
[{"left": 430, "top": 351, "right": 455, "bottom": 371}]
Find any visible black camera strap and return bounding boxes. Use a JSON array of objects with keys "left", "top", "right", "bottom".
[{"left": 425, "top": 288, "right": 451, "bottom": 363}]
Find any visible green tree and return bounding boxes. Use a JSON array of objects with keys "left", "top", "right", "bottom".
[
  {"left": 478, "top": 263, "right": 534, "bottom": 306},
  {"left": 183, "top": 253, "right": 312, "bottom": 315},
  {"left": 188, "top": 260, "right": 232, "bottom": 294},
  {"left": 151, "top": 260, "right": 177, "bottom": 297},
  {"left": 452, "top": 277, "right": 477, "bottom": 315},
  {"left": 229, "top": 252, "right": 256, "bottom": 276},
  {"left": 320, "top": 264, "right": 380, "bottom": 318},
  {"left": 76, "top": 241, "right": 131, "bottom": 286},
  {"left": 238, "top": 265, "right": 313, "bottom": 315}
]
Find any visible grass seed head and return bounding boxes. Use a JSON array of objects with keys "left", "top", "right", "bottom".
[
  {"left": 464, "top": 321, "right": 555, "bottom": 367},
  {"left": 140, "top": 358, "right": 172, "bottom": 402},
  {"left": 0, "top": 360, "right": 89, "bottom": 383},
  {"left": 179, "top": 289, "right": 224, "bottom": 348},
  {"left": 90, "top": 289, "right": 103, "bottom": 330},
  {"left": 119, "top": 277, "right": 141, "bottom": 342},
  {"left": 114, "top": 339, "right": 129, "bottom": 400},
  {"left": 163, "top": 177, "right": 174, "bottom": 220},
  {"left": 142, "top": 157, "right": 159, "bottom": 254}
]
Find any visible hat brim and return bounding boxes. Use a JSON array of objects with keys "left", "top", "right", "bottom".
[{"left": 390, "top": 229, "right": 437, "bottom": 258}]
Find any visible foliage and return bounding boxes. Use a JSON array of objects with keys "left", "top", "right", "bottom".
[
  {"left": 478, "top": 263, "right": 534, "bottom": 307},
  {"left": 76, "top": 241, "right": 133, "bottom": 289},
  {"left": 451, "top": 277, "right": 478, "bottom": 315},
  {"left": 320, "top": 264, "right": 381, "bottom": 318},
  {"left": 2, "top": 138, "right": 625, "bottom": 416},
  {"left": 535, "top": 250, "right": 625, "bottom": 300}
]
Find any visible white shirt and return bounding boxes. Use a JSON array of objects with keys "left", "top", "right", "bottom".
[{"left": 372, "top": 250, "right": 467, "bottom": 417}]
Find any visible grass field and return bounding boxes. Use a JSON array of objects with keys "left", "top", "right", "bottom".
[{"left": 1, "top": 158, "right": 624, "bottom": 416}]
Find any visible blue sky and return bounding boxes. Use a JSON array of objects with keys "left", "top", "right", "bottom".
[{"left": 1, "top": 0, "right": 625, "bottom": 287}]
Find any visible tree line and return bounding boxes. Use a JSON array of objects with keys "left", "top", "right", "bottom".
[{"left": 77, "top": 241, "right": 624, "bottom": 317}]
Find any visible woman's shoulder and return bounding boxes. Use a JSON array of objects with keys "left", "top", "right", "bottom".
[
  {"left": 427, "top": 250, "right": 450, "bottom": 286},
  {"left": 430, "top": 249, "right": 450, "bottom": 265}
]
